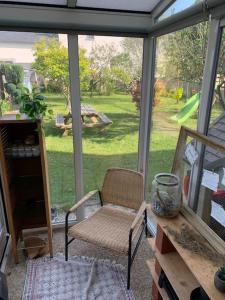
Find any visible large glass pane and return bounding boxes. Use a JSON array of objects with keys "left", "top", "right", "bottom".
[
  {"left": 148, "top": 22, "right": 208, "bottom": 200},
  {"left": 196, "top": 142, "right": 225, "bottom": 242},
  {"left": 0, "top": 0, "right": 161, "bottom": 11},
  {"left": 76, "top": 0, "right": 160, "bottom": 12},
  {"left": 0, "top": 0, "right": 67, "bottom": 5},
  {"left": 194, "top": 27, "right": 225, "bottom": 242},
  {"left": 78, "top": 35, "right": 143, "bottom": 209},
  {"left": 158, "top": 0, "right": 201, "bottom": 22},
  {"left": 0, "top": 32, "right": 75, "bottom": 223}
]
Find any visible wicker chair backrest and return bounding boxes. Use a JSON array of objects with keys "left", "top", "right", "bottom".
[{"left": 101, "top": 168, "right": 144, "bottom": 210}]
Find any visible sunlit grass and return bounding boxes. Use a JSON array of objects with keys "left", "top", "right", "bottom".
[
  {"left": 44, "top": 94, "right": 139, "bottom": 209},
  {"left": 43, "top": 93, "right": 202, "bottom": 208}
]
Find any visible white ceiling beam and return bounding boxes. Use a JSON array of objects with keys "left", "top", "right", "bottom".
[{"left": 0, "top": 3, "right": 153, "bottom": 34}]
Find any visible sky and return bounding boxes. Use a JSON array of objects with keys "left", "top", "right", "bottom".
[
  {"left": 159, "top": 0, "right": 197, "bottom": 20},
  {"left": 59, "top": 35, "right": 123, "bottom": 54}
]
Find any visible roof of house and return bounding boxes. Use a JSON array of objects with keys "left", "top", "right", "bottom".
[
  {"left": 205, "top": 112, "right": 225, "bottom": 170},
  {"left": 0, "top": 32, "right": 58, "bottom": 44}
]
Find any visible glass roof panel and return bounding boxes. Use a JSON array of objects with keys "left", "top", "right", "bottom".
[
  {"left": 158, "top": 0, "right": 200, "bottom": 21},
  {"left": 0, "top": 0, "right": 161, "bottom": 12},
  {"left": 76, "top": 0, "right": 161, "bottom": 12},
  {"left": 0, "top": 0, "right": 67, "bottom": 5}
]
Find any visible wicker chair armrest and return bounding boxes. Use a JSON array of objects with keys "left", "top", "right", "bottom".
[
  {"left": 130, "top": 202, "right": 146, "bottom": 231},
  {"left": 69, "top": 190, "right": 99, "bottom": 212}
]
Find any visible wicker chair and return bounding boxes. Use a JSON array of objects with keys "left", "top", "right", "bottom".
[{"left": 65, "top": 168, "right": 147, "bottom": 289}]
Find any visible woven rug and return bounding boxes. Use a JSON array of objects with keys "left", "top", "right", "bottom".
[{"left": 22, "top": 255, "right": 135, "bottom": 300}]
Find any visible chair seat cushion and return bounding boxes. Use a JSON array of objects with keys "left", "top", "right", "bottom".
[{"left": 68, "top": 206, "right": 142, "bottom": 254}]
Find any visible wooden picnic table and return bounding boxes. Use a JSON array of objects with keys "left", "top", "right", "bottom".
[
  {"left": 56, "top": 103, "right": 112, "bottom": 135},
  {"left": 81, "top": 104, "right": 97, "bottom": 117},
  {"left": 80, "top": 104, "right": 99, "bottom": 124}
]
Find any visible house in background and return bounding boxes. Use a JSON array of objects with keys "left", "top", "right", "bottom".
[
  {"left": 0, "top": 32, "right": 57, "bottom": 90},
  {"left": 0, "top": 33, "right": 120, "bottom": 91}
]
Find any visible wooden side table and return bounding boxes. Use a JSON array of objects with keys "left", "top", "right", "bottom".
[{"left": 147, "top": 208, "right": 225, "bottom": 300}]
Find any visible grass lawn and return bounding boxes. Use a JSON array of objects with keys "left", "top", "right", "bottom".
[
  {"left": 44, "top": 94, "right": 140, "bottom": 210},
  {"left": 147, "top": 96, "right": 198, "bottom": 193},
  {"left": 43, "top": 93, "right": 202, "bottom": 209}
]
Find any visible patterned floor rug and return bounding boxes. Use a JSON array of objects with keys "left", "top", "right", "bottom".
[{"left": 22, "top": 255, "right": 135, "bottom": 300}]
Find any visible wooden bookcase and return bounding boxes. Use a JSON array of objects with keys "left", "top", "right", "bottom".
[
  {"left": 147, "top": 207, "right": 225, "bottom": 300},
  {"left": 0, "top": 116, "right": 53, "bottom": 263}
]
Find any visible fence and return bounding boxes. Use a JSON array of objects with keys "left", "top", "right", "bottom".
[{"left": 159, "top": 78, "right": 201, "bottom": 99}]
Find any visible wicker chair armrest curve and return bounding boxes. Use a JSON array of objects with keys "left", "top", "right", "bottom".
[
  {"left": 69, "top": 190, "right": 99, "bottom": 213},
  {"left": 130, "top": 202, "right": 147, "bottom": 231}
]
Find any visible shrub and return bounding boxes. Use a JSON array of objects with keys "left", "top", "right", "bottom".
[
  {"left": 0, "top": 63, "right": 25, "bottom": 103},
  {"left": 154, "top": 80, "right": 165, "bottom": 106},
  {"left": 46, "top": 80, "right": 63, "bottom": 94},
  {"left": 0, "top": 63, "right": 24, "bottom": 85},
  {"left": 174, "top": 87, "right": 183, "bottom": 103}
]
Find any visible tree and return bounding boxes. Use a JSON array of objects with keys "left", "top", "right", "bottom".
[
  {"left": 32, "top": 38, "right": 90, "bottom": 107},
  {"left": 161, "top": 22, "right": 208, "bottom": 84},
  {"left": 110, "top": 52, "right": 133, "bottom": 91},
  {"left": 161, "top": 23, "right": 225, "bottom": 108},
  {"left": 215, "top": 32, "right": 225, "bottom": 109},
  {"left": 88, "top": 44, "right": 132, "bottom": 95},
  {"left": 121, "top": 37, "right": 143, "bottom": 80}
]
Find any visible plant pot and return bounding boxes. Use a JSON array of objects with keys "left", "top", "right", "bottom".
[
  {"left": 214, "top": 270, "right": 225, "bottom": 293},
  {"left": 190, "top": 287, "right": 210, "bottom": 300}
]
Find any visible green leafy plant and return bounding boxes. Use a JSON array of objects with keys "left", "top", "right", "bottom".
[
  {"left": 19, "top": 89, "right": 53, "bottom": 120},
  {"left": 218, "top": 267, "right": 225, "bottom": 281},
  {"left": 0, "top": 98, "right": 10, "bottom": 116}
]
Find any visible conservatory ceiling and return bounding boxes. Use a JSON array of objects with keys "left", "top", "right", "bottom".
[
  {"left": 0, "top": 0, "right": 163, "bottom": 13},
  {"left": 0, "top": 0, "right": 224, "bottom": 34}
]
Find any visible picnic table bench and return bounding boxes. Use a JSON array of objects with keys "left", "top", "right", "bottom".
[{"left": 55, "top": 104, "right": 112, "bottom": 135}]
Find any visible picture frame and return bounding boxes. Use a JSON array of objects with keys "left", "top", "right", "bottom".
[{"left": 172, "top": 126, "right": 225, "bottom": 254}]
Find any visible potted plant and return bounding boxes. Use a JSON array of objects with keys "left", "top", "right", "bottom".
[
  {"left": 214, "top": 266, "right": 225, "bottom": 293},
  {"left": 18, "top": 88, "right": 53, "bottom": 120}
]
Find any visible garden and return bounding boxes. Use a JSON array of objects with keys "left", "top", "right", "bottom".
[
  {"left": 1, "top": 23, "right": 225, "bottom": 213},
  {"left": 43, "top": 91, "right": 198, "bottom": 210}
]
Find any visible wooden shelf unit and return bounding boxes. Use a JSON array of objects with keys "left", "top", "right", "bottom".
[
  {"left": 147, "top": 207, "right": 225, "bottom": 300},
  {"left": 0, "top": 116, "right": 53, "bottom": 263},
  {"left": 148, "top": 238, "right": 199, "bottom": 299},
  {"left": 147, "top": 259, "right": 170, "bottom": 300}
]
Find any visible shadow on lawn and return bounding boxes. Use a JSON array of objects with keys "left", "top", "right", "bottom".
[
  {"left": 47, "top": 148, "right": 175, "bottom": 207},
  {"left": 44, "top": 120, "right": 63, "bottom": 137},
  {"left": 83, "top": 112, "right": 139, "bottom": 143},
  {"left": 44, "top": 112, "right": 139, "bottom": 142}
]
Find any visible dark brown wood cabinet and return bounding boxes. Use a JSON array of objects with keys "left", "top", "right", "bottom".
[{"left": 0, "top": 115, "right": 53, "bottom": 263}]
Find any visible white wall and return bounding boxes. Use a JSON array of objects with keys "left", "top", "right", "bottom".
[
  {"left": 0, "top": 35, "right": 123, "bottom": 66},
  {"left": 0, "top": 42, "right": 34, "bottom": 65}
]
